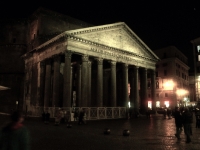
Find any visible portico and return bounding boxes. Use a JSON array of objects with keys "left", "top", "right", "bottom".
[{"left": 22, "top": 22, "right": 159, "bottom": 117}]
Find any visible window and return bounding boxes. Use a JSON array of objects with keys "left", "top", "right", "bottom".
[
  {"left": 165, "top": 93, "right": 168, "bottom": 97},
  {"left": 197, "top": 45, "right": 200, "bottom": 53},
  {"left": 164, "top": 70, "right": 167, "bottom": 76},
  {"left": 163, "top": 52, "right": 167, "bottom": 58},
  {"left": 156, "top": 81, "right": 159, "bottom": 88},
  {"left": 198, "top": 55, "right": 200, "bottom": 61},
  {"left": 148, "top": 81, "right": 151, "bottom": 88},
  {"left": 156, "top": 101, "right": 160, "bottom": 107},
  {"left": 162, "top": 63, "right": 168, "bottom": 67}
]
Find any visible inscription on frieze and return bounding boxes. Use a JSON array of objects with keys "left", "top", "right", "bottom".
[{"left": 90, "top": 47, "right": 132, "bottom": 61}]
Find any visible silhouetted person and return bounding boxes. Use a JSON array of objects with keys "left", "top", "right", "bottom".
[
  {"left": 55, "top": 109, "right": 62, "bottom": 126},
  {"left": 167, "top": 107, "right": 172, "bottom": 119},
  {"left": 173, "top": 107, "right": 183, "bottom": 140},
  {"left": 74, "top": 110, "right": 79, "bottom": 121},
  {"left": 182, "top": 107, "right": 193, "bottom": 143},
  {"left": 78, "top": 109, "right": 86, "bottom": 125},
  {"left": 0, "top": 111, "right": 30, "bottom": 150},
  {"left": 146, "top": 108, "right": 151, "bottom": 118},
  {"left": 45, "top": 111, "right": 50, "bottom": 124},
  {"left": 42, "top": 111, "right": 45, "bottom": 122},
  {"left": 195, "top": 109, "right": 200, "bottom": 128}
]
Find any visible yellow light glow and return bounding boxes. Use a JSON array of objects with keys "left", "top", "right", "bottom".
[
  {"left": 163, "top": 80, "right": 174, "bottom": 90},
  {"left": 176, "top": 89, "right": 188, "bottom": 96},
  {"left": 164, "top": 101, "right": 169, "bottom": 108},
  {"left": 148, "top": 101, "right": 152, "bottom": 109}
]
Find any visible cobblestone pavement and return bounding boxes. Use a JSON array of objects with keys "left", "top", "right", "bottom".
[{"left": 1, "top": 114, "right": 200, "bottom": 150}]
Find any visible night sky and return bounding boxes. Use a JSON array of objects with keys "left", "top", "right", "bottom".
[{"left": 0, "top": 1, "right": 200, "bottom": 65}]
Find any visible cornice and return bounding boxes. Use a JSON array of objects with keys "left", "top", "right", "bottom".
[{"left": 66, "top": 34, "right": 159, "bottom": 62}]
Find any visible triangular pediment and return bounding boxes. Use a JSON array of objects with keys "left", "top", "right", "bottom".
[{"left": 65, "top": 22, "right": 159, "bottom": 60}]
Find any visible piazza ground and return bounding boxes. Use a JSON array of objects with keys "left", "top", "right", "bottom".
[{"left": 1, "top": 114, "right": 200, "bottom": 150}]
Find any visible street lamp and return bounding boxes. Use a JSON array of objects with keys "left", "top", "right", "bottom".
[{"left": 176, "top": 89, "right": 188, "bottom": 107}]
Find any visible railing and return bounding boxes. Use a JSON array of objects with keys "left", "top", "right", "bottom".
[{"left": 26, "top": 107, "right": 127, "bottom": 121}]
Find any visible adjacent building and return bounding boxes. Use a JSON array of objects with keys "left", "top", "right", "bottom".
[
  {"left": 190, "top": 37, "right": 200, "bottom": 106},
  {"left": 152, "top": 46, "right": 190, "bottom": 109}
]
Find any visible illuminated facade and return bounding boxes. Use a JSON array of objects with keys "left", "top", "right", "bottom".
[
  {"left": 0, "top": 8, "right": 160, "bottom": 114},
  {"left": 151, "top": 46, "right": 190, "bottom": 109},
  {"left": 191, "top": 37, "right": 200, "bottom": 105}
]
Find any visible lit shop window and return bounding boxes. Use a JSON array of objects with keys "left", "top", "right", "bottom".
[
  {"left": 156, "top": 101, "right": 160, "bottom": 107},
  {"left": 164, "top": 101, "right": 169, "bottom": 108},
  {"left": 148, "top": 101, "right": 152, "bottom": 109},
  {"left": 197, "top": 45, "right": 200, "bottom": 53}
]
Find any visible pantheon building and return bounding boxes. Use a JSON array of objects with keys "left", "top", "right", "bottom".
[{"left": 1, "top": 8, "right": 159, "bottom": 118}]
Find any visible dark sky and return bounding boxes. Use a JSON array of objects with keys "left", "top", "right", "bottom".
[{"left": 0, "top": 1, "right": 200, "bottom": 60}]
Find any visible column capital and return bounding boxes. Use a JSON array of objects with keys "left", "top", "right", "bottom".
[
  {"left": 150, "top": 69, "right": 156, "bottom": 74},
  {"left": 40, "top": 61, "right": 45, "bottom": 67},
  {"left": 122, "top": 63, "right": 128, "bottom": 68},
  {"left": 133, "top": 66, "right": 139, "bottom": 69},
  {"left": 96, "top": 58, "right": 103, "bottom": 65},
  {"left": 141, "top": 67, "right": 147, "bottom": 74},
  {"left": 53, "top": 54, "right": 61, "bottom": 61},
  {"left": 45, "top": 58, "right": 51, "bottom": 64},
  {"left": 82, "top": 55, "right": 89, "bottom": 62},
  {"left": 65, "top": 51, "right": 72, "bottom": 58},
  {"left": 110, "top": 60, "right": 116, "bottom": 67},
  {"left": 88, "top": 61, "right": 92, "bottom": 68}
]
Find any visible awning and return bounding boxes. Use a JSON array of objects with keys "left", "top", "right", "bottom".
[{"left": 0, "top": 86, "right": 10, "bottom": 90}]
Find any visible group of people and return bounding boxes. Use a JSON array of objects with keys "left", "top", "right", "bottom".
[
  {"left": 42, "top": 111, "right": 50, "bottom": 124},
  {"left": 54, "top": 108, "right": 86, "bottom": 125},
  {"left": 173, "top": 107, "right": 193, "bottom": 143}
]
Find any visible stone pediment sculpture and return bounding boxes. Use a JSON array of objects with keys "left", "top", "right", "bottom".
[{"left": 65, "top": 22, "right": 159, "bottom": 61}]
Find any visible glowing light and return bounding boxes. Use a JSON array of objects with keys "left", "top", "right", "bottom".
[
  {"left": 156, "top": 101, "right": 160, "bottom": 107},
  {"left": 164, "top": 101, "right": 169, "bottom": 108},
  {"left": 176, "top": 89, "right": 188, "bottom": 96},
  {"left": 128, "top": 102, "right": 131, "bottom": 108},
  {"left": 163, "top": 80, "right": 174, "bottom": 90},
  {"left": 148, "top": 101, "right": 152, "bottom": 109}
]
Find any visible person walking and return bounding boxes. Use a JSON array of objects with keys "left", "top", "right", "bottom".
[
  {"left": 55, "top": 109, "right": 62, "bottom": 126},
  {"left": 182, "top": 107, "right": 193, "bottom": 143},
  {"left": 173, "top": 107, "right": 183, "bottom": 140},
  {"left": 78, "top": 109, "right": 86, "bottom": 125},
  {"left": 0, "top": 111, "right": 30, "bottom": 150}
]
